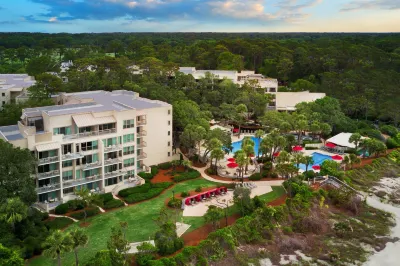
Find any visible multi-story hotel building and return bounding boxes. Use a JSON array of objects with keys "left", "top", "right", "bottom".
[
  {"left": 0, "top": 90, "right": 173, "bottom": 210},
  {"left": 0, "top": 74, "right": 36, "bottom": 109}
]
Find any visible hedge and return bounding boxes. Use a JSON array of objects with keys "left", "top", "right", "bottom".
[
  {"left": 249, "top": 173, "right": 262, "bottom": 181},
  {"left": 168, "top": 198, "right": 182, "bottom": 208},
  {"left": 151, "top": 166, "right": 159, "bottom": 175},
  {"left": 44, "top": 217, "right": 74, "bottom": 230},
  {"left": 54, "top": 203, "right": 69, "bottom": 215},
  {"left": 99, "top": 192, "right": 114, "bottom": 203},
  {"left": 67, "top": 199, "right": 86, "bottom": 210},
  {"left": 69, "top": 207, "right": 100, "bottom": 220},
  {"left": 158, "top": 162, "right": 172, "bottom": 170},
  {"left": 172, "top": 170, "right": 200, "bottom": 182},
  {"left": 138, "top": 172, "right": 155, "bottom": 180},
  {"left": 124, "top": 188, "right": 165, "bottom": 204},
  {"left": 104, "top": 199, "right": 125, "bottom": 209},
  {"left": 119, "top": 182, "right": 173, "bottom": 204},
  {"left": 118, "top": 183, "right": 152, "bottom": 197}
]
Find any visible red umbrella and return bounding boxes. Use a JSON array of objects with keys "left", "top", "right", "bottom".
[
  {"left": 227, "top": 162, "right": 238, "bottom": 168},
  {"left": 249, "top": 154, "right": 255, "bottom": 158},
  {"left": 227, "top": 158, "right": 236, "bottom": 162},
  {"left": 273, "top": 152, "right": 280, "bottom": 157},
  {"left": 233, "top": 128, "right": 239, "bottom": 133},
  {"left": 326, "top": 142, "right": 336, "bottom": 148},
  {"left": 331, "top": 155, "right": 343, "bottom": 160},
  {"left": 312, "top": 165, "right": 321, "bottom": 170},
  {"left": 293, "top": 145, "right": 303, "bottom": 151}
]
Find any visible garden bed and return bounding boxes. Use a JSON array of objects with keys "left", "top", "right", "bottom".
[{"left": 43, "top": 217, "right": 74, "bottom": 230}]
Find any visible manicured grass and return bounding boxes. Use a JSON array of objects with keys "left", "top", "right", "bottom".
[
  {"left": 28, "top": 179, "right": 216, "bottom": 266},
  {"left": 258, "top": 186, "right": 286, "bottom": 202}
]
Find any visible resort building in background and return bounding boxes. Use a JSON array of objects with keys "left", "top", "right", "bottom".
[
  {"left": 269, "top": 91, "right": 326, "bottom": 112},
  {"left": 0, "top": 74, "right": 36, "bottom": 109},
  {"left": 0, "top": 90, "right": 173, "bottom": 210}
]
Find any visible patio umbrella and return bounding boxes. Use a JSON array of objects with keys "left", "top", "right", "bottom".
[
  {"left": 273, "top": 152, "right": 280, "bottom": 157},
  {"left": 312, "top": 165, "right": 321, "bottom": 170},
  {"left": 326, "top": 142, "right": 336, "bottom": 148},
  {"left": 227, "top": 158, "right": 236, "bottom": 162},
  {"left": 331, "top": 155, "right": 343, "bottom": 160},
  {"left": 233, "top": 128, "right": 239, "bottom": 133},
  {"left": 293, "top": 145, "right": 303, "bottom": 152},
  {"left": 227, "top": 162, "right": 238, "bottom": 168}
]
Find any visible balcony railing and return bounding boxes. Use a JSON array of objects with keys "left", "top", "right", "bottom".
[
  {"left": 38, "top": 156, "right": 59, "bottom": 165},
  {"left": 138, "top": 130, "right": 147, "bottom": 137},
  {"left": 123, "top": 150, "right": 135, "bottom": 156},
  {"left": 82, "top": 161, "right": 101, "bottom": 170},
  {"left": 36, "top": 183, "right": 61, "bottom": 194},
  {"left": 37, "top": 170, "right": 60, "bottom": 180},
  {"left": 63, "top": 175, "right": 102, "bottom": 188},
  {"left": 104, "top": 158, "right": 121, "bottom": 166},
  {"left": 137, "top": 141, "right": 147, "bottom": 148},
  {"left": 62, "top": 152, "right": 84, "bottom": 161},
  {"left": 137, "top": 152, "right": 147, "bottom": 159},
  {"left": 104, "top": 144, "right": 123, "bottom": 153},
  {"left": 63, "top": 128, "right": 117, "bottom": 140},
  {"left": 104, "top": 170, "right": 126, "bottom": 179},
  {"left": 137, "top": 120, "right": 147, "bottom": 126}
]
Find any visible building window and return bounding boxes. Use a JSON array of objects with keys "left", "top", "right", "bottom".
[
  {"left": 81, "top": 141, "right": 98, "bottom": 151},
  {"left": 54, "top": 126, "right": 72, "bottom": 135},
  {"left": 62, "top": 170, "right": 73, "bottom": 181},
  {"left": 124, "top": 158, "right": 135, "bottom": 167},
  {"left": 123, "top": 146, "right": 135, "bottom": 155},
  {"left": 168, "top": 141, "right": 171, "bottom": 147},
  {"left": 99, "top": 123, "right": 115, "bottom": 131},
  {"left": 168, "top": 131, "right": 170, "bottom": 136},
  {"left": 123, "top": 119, "right": 135, "bottom": 129},
  {"left": 63, "top": 187, "right": 74, "bottom": 194},
  {"left": 168, "top": 110, "right": 171, "bottom": 115},
  {"left": 123, "top": 134, "right": 135, "bottom": 143},
  {"left": 168, "top": 152, "right": 171, "bottom": 157},
  {"left": 1, "top": 93, "right": 5, "bottom": 97},
  {"left": 168, "top": 120, "right": 171, "bottom": 126},
  {"left": 62, "top": 160, "right": 73, "bottom": 167}
]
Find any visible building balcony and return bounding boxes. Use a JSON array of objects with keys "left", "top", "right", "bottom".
[
  {"left": 137, "top": 119, "right": 147, "bottom": 126},
  {"left": 104, "top": 144, "right": 123, "bottom": 153},
  {"left": 33, "top": 200, "right": 62, "bottom": 212},
  {"left": 104, "top": 170, "right": 127, "bottom": 179},
  {"left": 37, "top": 170, "right": 60, "bottom": 180},
  {"left": 82, "top": 161, "right": 101, "bottom": 170},
  {"left": 63, "top": 175, "right": 102, "bottom": 189},
  {"left": 36, "top": 183, "right": 61, "bottom": 194},
  {"left": 123, "top": 150, "right": 135, "bottom": 156},
  {"left": 63, "top": 128, "right": 117, "bottom": 140},
  {"left": 137, "top": 152, "right": 147, "bottom": 160},
  {"left": 38, "top": 156, "right": 59, "bottom": 165},
  {"left": 104, "top": 158, "right": 121, "bottom": 166},
  {"left": 137, "top": 141, "right": 147, "bottom": 148},
  {"left": 62, "top": 152, "right": 84, "bottom": 161},
  {"left": 138, "top": 130, "right": 147, "bottom": 137}
]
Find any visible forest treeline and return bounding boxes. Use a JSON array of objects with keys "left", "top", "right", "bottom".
[{"left": 0, "top": 32, "right": 399, "bottom": 125}]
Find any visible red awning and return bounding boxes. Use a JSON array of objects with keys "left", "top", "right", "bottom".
[
  {"left": 312, "top": 165, "right": 321, "bottom": 170},
  {"left": 227, "top": 158, "right": 236, "bottom": 162},
  {"left": 195, "top": 195, "right": 201, "bottom": 201},
  {"left": 326, "top": 142, "right": 336, "bottom": 148},
  {"left": 233, "top": 128, "right": 239, "bottom": 133},
  {"left": 292, "top": 145, "right": 303, "bottom": 151},
  {"left": 273, "top": 152, "right": 280, "bottom": 157},
  {"left": 331, "top": 155, "right": 343, "bottom": 160},
  {"left": 227, "top": 162, "right": 238, "bottom": 168}
]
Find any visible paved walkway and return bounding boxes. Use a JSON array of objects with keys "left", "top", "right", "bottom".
[
  {"left": 49, "top": 214, "right": 79, "bottom": 223},
  {"left": 113, "top": 193, "right": 128, "bottom": 206}
]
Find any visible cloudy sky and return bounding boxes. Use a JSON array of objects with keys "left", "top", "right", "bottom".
[{"left": 0, "top": 0, "right": 399, "bottom": 32}]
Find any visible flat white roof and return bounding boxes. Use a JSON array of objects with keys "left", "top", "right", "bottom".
[
  {"left": 275, "top": 91, "right": 326, "bottom": 110},
  {"left": 326, "top": 132, "right": 366, "bottom": 148}
]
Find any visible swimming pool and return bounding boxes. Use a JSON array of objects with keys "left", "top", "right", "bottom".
[
  {"left": 231, "top": 136, "right": 261, "bottom": 155},
  {"left": 298, "top": 152, "right": 333, "bottom": 171}
]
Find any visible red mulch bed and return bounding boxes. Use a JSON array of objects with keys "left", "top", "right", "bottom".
[
  {"left": 267, "top": 194, "right": 287, "bottom": 206},
  {"left": 151, "top": 166, "right": 185, "bottom": 183},
  {"left": 182, "top": 214, "right": 241, "bottom": 246}
]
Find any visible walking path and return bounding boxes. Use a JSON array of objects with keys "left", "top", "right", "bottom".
[
  {"left": 49, "top": 213, "right": 79, "bottom": 223},
  {"left": 113, "top": 193, "right": 128, "bottom": 206}
]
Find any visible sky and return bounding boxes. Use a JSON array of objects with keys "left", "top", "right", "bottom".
[{"left": 0, "top": 0, "right": 399, "bottom": 33}]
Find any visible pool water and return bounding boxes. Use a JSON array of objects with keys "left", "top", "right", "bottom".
[
  {"left": 231, "top": 136, "right": 261, "bottom": 155},
  {"left": 298, "top": 152, "right": 333, "bottom": 171}
]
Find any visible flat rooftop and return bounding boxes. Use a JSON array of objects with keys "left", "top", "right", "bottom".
[
  {"left": 0, "top": 74, "right": 36, "bottom": 91},
  {"left": 0, "top": 125, "right": 24, "bottom": 141},
  {"left": 22, "top": 90, "right": 170, "bottom": 118}
]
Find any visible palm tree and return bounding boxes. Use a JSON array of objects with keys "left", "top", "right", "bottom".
[
  {"left": 210, "top": 148, "right": 225, "bottom": 172},
  {"left": 304, "top": 156, "right": 314, "bottom": 172},
  {"left": 181, "top": 160, "right": 192, "bottom": 172},
  {"left": 43, "top": 230, "right": 73, "bottom": 266},
  {"left": 254, "top": 129, "right": 265, "bottom": 159},
  {"left": 349, "top": 133, "right": 362, "bottom": 151},
  {"left": 171, "top": 160, "right": 180, "bottom": 171},
  {"left": 70, "top": 229, "right": 89, "bottom": 266},
  {"left": 241, "top": 137, "right": 255, "bottom": 173},
  {"left": 291, "top": 153, "right": 305, "bottom": 175},
  {"left": 234, "top": 150, "right": 248, "bottom": 184},
  {"left": 0, "top": 198, "right": 28, "bottom": 232},
  {"left": 75, "top": 188, "right": 102, "bottom": 224}
]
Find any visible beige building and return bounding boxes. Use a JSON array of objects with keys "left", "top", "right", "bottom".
[
  {"left": 0, "top": 90, "right": 173, "bottom": 210},
  {"left": 268, "top": 91, "right": 326, "bottom": 112},
  {"left": 0, "top": 74, "right": 36, "bottom": 109}
]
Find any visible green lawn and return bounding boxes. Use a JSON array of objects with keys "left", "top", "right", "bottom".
[
  {"left": 28, "top": 181, "right": 285, "bottom": 266},
  {"left": 258, "top": 186, "right": 286, "bottom": 202}
]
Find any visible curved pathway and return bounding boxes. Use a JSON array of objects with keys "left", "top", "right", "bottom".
[{"left": 49, "top": 213, "right": 79, "bottom": 223}]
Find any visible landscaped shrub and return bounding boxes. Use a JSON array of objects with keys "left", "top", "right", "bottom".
[
  {"left": 380, "top": 125, "right": 398, "bottom": 137},
  {"left": 172, "top": 170, "right": 201, "bottom": 182},
  {"left": 67, "top": 199, "right": 86, "bottom": 210},
  {"left": 119, "top": 182, "right": 173, "bottom": 204},
  {"left": 181, "top": 191, "right": 189, "bottom": 197},
  {"left": 263, "top": 162, "right": 273, "bottom": 171},
  {"left": 249, "top": 173, "right": 262, "bottom": 181},
  {"left": 269, "top": 172, "right": 279, "bottom": 178},
  {"left": 357, "top": 128, "right": 385, "bottom": 141},
  {"left": 386, "top": 138, "right": 400, "bottom": 149},
  {"left": 151, "top": 165, "right": 159, "bottom": 175},
  {"left": 54, "top": 203, "right": 69, "bottom": 215},
  {"left": 99, "top": 192, "right": 114, "bottom": 203},
  {"left": 104, "top": 199, "right": 124, "bottom": 209},
  {"left": 158, "top": 162, "right": 172, "bottom": 170},
  {"left": 44, "top": 217, "right": 74, "bottom": 230},
  {"left": 168, "top": 197, "right": 182, "bottom": 208},
  {"left": 69, "top": 207, "right": 100, "bottom": 220},
  {"left": 118, "top": 183, "right": 152, "bottom": 197},
  {"left": 206, "top": 168, "right": 217, "bottom": 175},
  {"left": 195, "top": 186, "right": 202, "bottom": 192},
  {"left": 138, "top": 172, "right": 155, "bottom": 180},
  {"left": 124, "top": 188, "right": 165, "bottom": 204}
]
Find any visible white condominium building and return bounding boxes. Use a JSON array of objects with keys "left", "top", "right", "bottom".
[
  {"left": 0, "top": 90, "right": 173, "bottom": 210},
  {"left": 0, "top": 74, "right": 36, "bottom": 109}
]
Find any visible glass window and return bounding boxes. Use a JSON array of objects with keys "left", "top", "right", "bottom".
[
  {"left": 123, "top": 119, "right": 135, "bottom": 129},
  {"left": 124, "top": 158, "right": 135, "bottom": 167},
  {"left": 123, "top": 134, "right": 135, "bottom": 143},
  {"left": 53, "top": 126, "right": 71, "bottom": 135},
  {"left": 62, "top": 160, "right": 73, "bottom": 167},
  {"left": 123, "top": 146, "right": 135, "bottom": 155},
  {"left": 168, "top": 131, "right": 171, "bottom": 136},
  {"left": 63, "top": 187, "right": 74, "bottom": 194},
  {"left": 62, "top": 170, "right": 73, "bottom": 181}
]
